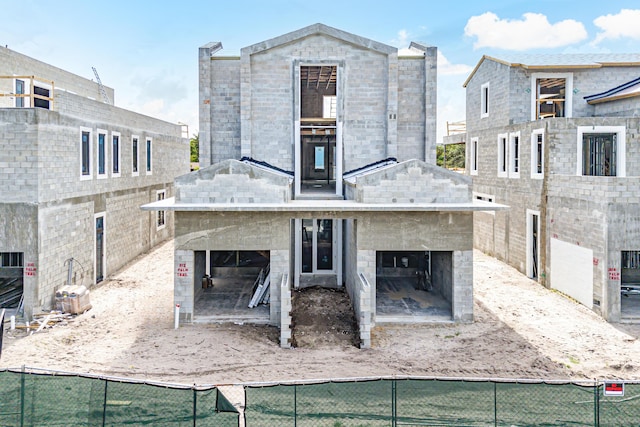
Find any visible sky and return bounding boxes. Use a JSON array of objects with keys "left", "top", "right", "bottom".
[{"left": 3, "top": 0, "right": 640, "bottom": 143}]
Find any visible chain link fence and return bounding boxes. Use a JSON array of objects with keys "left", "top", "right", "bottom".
[
  {"left": 1, "top": 369, "right": 639, "bottom": 426},
  {"left": 245, "top": 378, "right": 640, "bottom": 426},
  {"left": 0, "top": 368, "right": 238, "bottom": 426}
]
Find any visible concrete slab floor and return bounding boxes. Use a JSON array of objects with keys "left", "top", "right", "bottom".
[
  {"left": 621, "top": 293, "right": 640, "bottom": 320},
  {"left": 193, "top": 276, "right": 269, "bottom": 323},
  {"left": 376, "top": 276, "right": 452, "bottom": 323}
]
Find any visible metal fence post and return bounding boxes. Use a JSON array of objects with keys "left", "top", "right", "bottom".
[
  {"left": 391, "top": 380, "right": 397, "bottom": 427},
  {"left": 193, "top": 387, "right": 197, "bottom": 427},
  {"left": 294, "top": 384, "right": 297, "bottom": 427},
  {"left": 102, "top": 379, "right": 108, "bottom": 427},
  {"left": 19, "top": 366, "right": 25, "bottom": 427},
  {"left": 594, "top": 380, "right": 599, "bottom": 427},
  {"left": 493, "top": 381, "right": 497, "bottom": 427}
]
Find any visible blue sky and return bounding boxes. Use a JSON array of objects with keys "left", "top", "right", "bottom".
[{"left": 3, "top": 0, "right": 640, "bottom": 142}]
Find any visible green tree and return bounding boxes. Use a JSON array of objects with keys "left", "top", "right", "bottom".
[
  {"left": 437, "top": 143, "right": 465, "bottom": 170},
  {"left": 190, "top": 133, "right": 199, "bottom": 163}
]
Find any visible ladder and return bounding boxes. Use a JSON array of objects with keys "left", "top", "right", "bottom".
[{"left": 92, "top": 66, "right": 112, "bottom": 104}]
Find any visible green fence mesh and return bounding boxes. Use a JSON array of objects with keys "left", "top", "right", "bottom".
[
  {"left": 245, "top": 378, "right": 640, "bottom": 427},
  {"left": 599, "top": 382, "right": 640, "bottom": 426},
  {"left": 2, "top": 370, "right": 639, "bottom": 426},
  {"left": 0, "top": 369, "right": 238, "bottom": 427}
]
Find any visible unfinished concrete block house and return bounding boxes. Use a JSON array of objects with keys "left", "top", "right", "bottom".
[
  {"left": 144, "top": 23, "right": 503, "bottom": 348},
  {"left": 464, "top": 53, "right": 640, "bottom": 323},
  {"left": 0, "top": 46, "right": 189, "bottom": 318}
]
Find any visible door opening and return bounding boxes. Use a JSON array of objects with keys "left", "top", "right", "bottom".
[
  {"left": 527, "top": 210, "right": 540, "bottom": 280},
  {"left": 299, "top": 65, "right": 338, "bottom": 195},
  {"left": 95, "top": 215, "right": 105, "bottom": 283}
]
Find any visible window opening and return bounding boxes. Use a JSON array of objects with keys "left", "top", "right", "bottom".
[
  {"left": 112, "top": 134, "right": 120, "bottom": 175},
  {"left": 481, "top": 82, "right": 489, "bottom": 118},
  {"left": 15, "top": 79, "right": 24, "bottom": 108},
  {"left": 582, "top": 133, "right": 616, "bottom": 176},
  {"left": 33, "top": 86, "right": 50, "bottom": 109},
  {"left": 535, "top": 133, "right": 543, "bottom": 174},
  {"left": 95, "top": 216, "right": 104, "bottom": 283},
  {"left": 146, "top": 138, "right": 152, "bottom": 173},
  {"left": 97, "top": 133, "right": 106, "bottom": 176},
  {"left": 132, "top": 137, "right": 139, "bottom": 174},
  {"left": 497, "top": 134, "right": 507, "bottom": 177},
  {"left": 510, "top": 133, "right": 520, "bottom": 176},
  {"left": 536, "top": 78, "right": 565, "bottom": 119},
  {"left": 157, "top": 190, "right": 166, "bottom": 229},
  {"left": 470, "top": 138, "right": 478, "bottom": 175},
  {"left": 81, "top": 131, "right": 91, "bottom": 177}
]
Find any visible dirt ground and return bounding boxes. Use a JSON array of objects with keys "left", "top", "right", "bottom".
[{"left": 1, "top": 239, "right": 639, "bottom": 387}]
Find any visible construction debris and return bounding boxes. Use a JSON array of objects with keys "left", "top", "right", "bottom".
[{"left": 248, "top": 264, "right": 270, "bottom": 308}]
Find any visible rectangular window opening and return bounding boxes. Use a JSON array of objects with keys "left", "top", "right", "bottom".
[
  {"left": 15, "top": 79, "right": 24, "bottom": 108},
  {"left": 97, "top": 133, "right": 106, "bottom": 177},
  {"left": 146, "top": 138, "right": 152, "bottom": 174},
  {"left": 81, "top": 130, "right": 91, "bottom": 177},
  {"left": 33, "top": 86, "right": 50, "bottom": 109},
  {"left": 156, "top": 190, "right": 166, "bottom": 229},
  {"left": 582, "top": 133, "right": 616, "bottom": 176},
  {"left": 481, "top": 83, "right": 489, "bottom": 118},
  {"left": 536, "top": 78, "right": 565, "bottom": 119},
  {"left": 470, "top": 138, "right": 478, "bottom": 175},
  {"left": 112, "top": 134, "right": 120, "bottom": 175},
  {"left": 132, "top": 137, "right": 139, "bottom": 175}
]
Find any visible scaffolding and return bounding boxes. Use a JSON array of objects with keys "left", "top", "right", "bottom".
[{"left": 0, "top": 75, "right": 55, "bottom": 110}]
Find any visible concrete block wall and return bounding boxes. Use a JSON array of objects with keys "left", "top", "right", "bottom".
[
  {"left": 397, "top": 58, "right": 426, "bottom": 162},
  {"left": 571, "top": 66, "right": 640, "bottom": 118},
  {"left": 468, "top": 120, "right": 546, "bottom": 272},
  {"left": 343, "top": 218, "right": 372, "bottom": 347},
  {"left": 279, "top": 272, "right": 292, "bottom": 348},
  {"left": 0, "top": 109, "right": 39, "bottom": 202},
  {"left": 1, "top": 90, "right": 187, "bottom": 316},
  {"left": 356, "top": 249, "right": 376, "bottom": 322},
  {"left": 237, "top": 33, "right": 392, "bottom": 172},
  {"left": 354, "top": 161, "right": 471, "bottom": 204},
  {"left": 594, "top": 97, "right": 640, "bottom": 117},
  {"left": 0, "top": 46, "right": 114, "bottom": 104},
  {"left": 175, "top": 160, "right": 291, "bottom": 204},
  {"left": 465, "top": 59, "right": 511, "bottom": 132},
  {"left": 17, "top": 94, "right": 188, "bottom": 205},
  {"left": 467, "top": 58, "right": 640, "bottom": 131},
  {"left": 269, "top": 249, "right": 288, "bottom": 325},
  {"left": 209, "top": 58, "right": 241, "bottom": 165},
  {"left": 452, "top": 250, "right": 473, "bottom": 322},
  {"left": 37, "top": 202, "right": 94, "bottom": 310}
]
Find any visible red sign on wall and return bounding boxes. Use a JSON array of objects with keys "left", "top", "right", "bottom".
[
  {"left": 177, "top": 263, "right": 189, "bottom": 277},
  {"left": 25, "top": 262, "right": 37, "bottom": 277},
  {"left": 608, "top": 267, "right": 620, "bottom": 281}
]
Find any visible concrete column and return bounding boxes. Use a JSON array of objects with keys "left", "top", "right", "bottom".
[
  {"left": 175, "top": 249, "right": 195, "bottom": 323},
  {"left": 198, "top": 43, "right": 221, "bottom": 168},
  {"left": 452, "top": 250, "right": 473, "bottom": 322}
]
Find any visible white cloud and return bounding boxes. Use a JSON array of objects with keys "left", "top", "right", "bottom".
[
  {"left": 464, "top": 12, "right": 587, "bottom": 50},
  {"left": 438, "top": 52, "right": 473, "bottom": 76},
  {"left": 391, "top": 29, "right": 410, "bottom": 47},
  {"left": 593, "top": 9, "right": 640, "bottom": 44}
]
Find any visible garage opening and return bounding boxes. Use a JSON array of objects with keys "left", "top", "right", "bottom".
[
  {"left": 621, "top": 250, "right": 640, "bottom": 319},
  {"left": 375, "top": 251, "right": 452, "bottom": 322},
  {"left": 0, "top": 252, "right": 23, "bottom": 314},
  {"left": 193, "top": 250, "right": 270, "bottom": 323}
]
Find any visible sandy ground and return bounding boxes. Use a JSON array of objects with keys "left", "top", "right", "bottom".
[{"left": 2, "top": 239, "right": 639, "bottom": 387}]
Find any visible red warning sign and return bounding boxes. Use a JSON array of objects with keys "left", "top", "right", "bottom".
[{"left": 603, "top": 382, "right": 624, "bottom": 396}]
